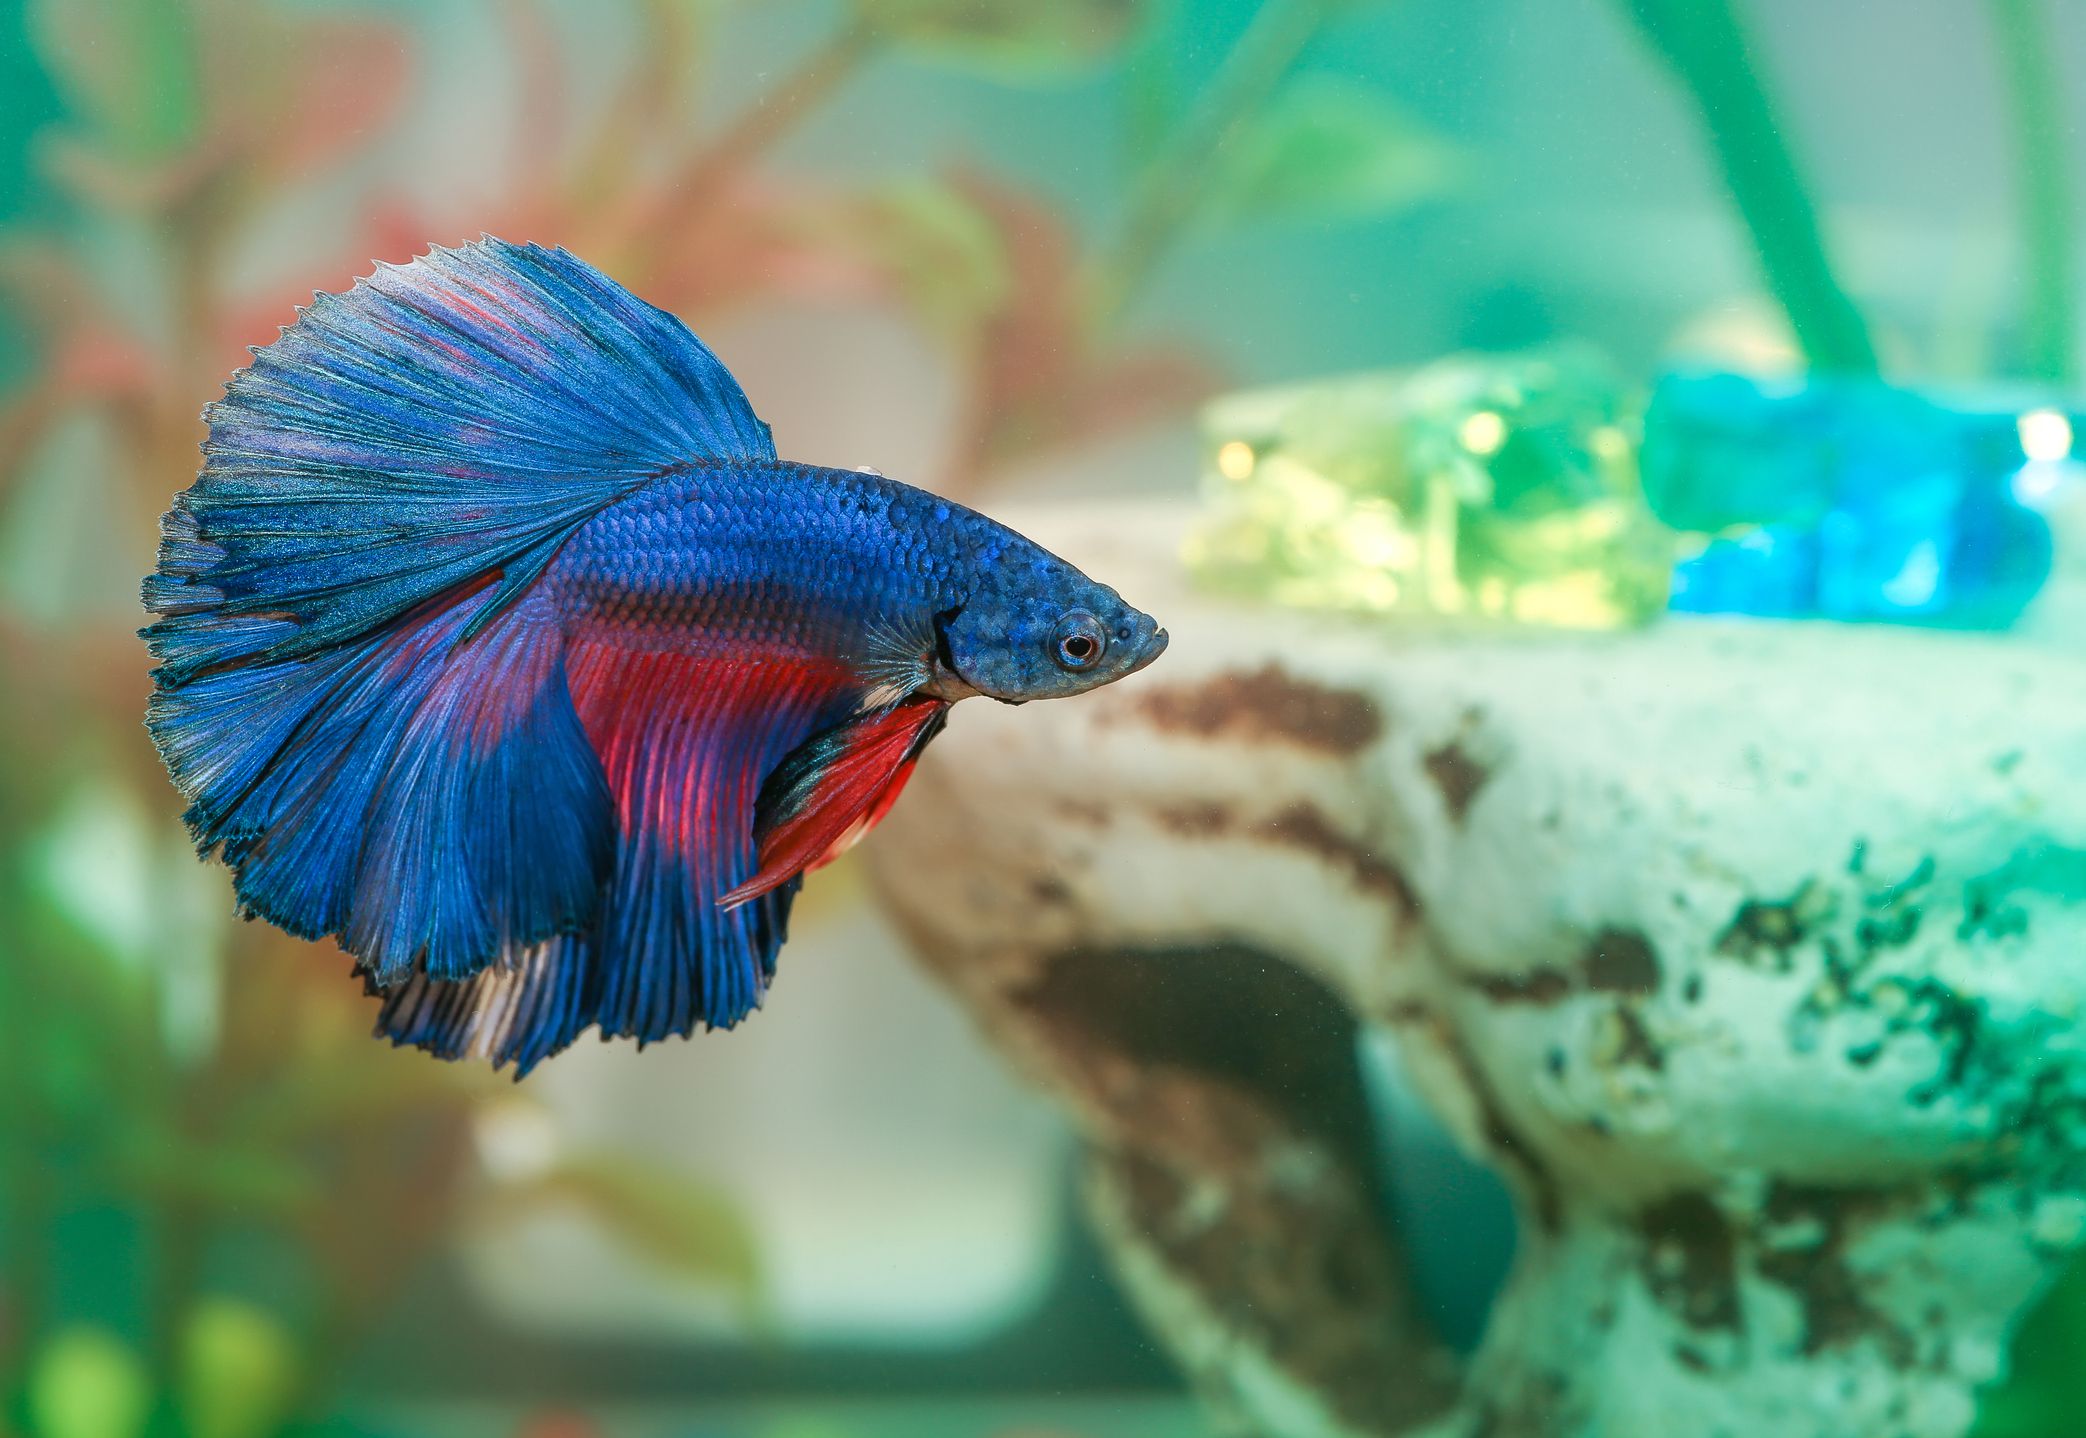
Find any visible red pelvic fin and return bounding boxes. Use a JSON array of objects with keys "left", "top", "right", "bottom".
[{"left": 720, "top": 696, "right": 950, "bottom": 909}]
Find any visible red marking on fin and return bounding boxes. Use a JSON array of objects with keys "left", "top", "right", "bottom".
[
  {"left": 560, "top": 640, "right": 858, "bottom": 1036},
  {"left": 720, "top": 696, "right": 950, "bottom": 909}
]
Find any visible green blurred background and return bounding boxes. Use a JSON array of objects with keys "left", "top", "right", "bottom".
[{"left": 0, "top": 1, "right": 2079, "bottom": 1435}]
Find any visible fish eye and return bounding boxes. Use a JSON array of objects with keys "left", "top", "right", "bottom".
[{"left": 1053, "top": 611, "right": 1107, "bottom": 671}]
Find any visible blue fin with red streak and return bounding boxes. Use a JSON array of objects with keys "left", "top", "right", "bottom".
[
  {"left": 145, "top": 237, "right": 774, "bottom": 683},
  {"left": 144, "top": 238, "right": 775, "bottom": 995},
  {"left": 366, "top": 645, "right": 851, "bottom": 1072},
  {"left": 564, "top": 644, "right": 855, "bottom": 1044},
  {"left": 158, "top": 585, "right": 616, "bottom": 983},
  {"left": 721, "top": 697, "right": 950, "bottom": 909}
]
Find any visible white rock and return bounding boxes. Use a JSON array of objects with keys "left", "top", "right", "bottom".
[{"left": 867, "top": 500, "right": 2086, "bottom": 1437}]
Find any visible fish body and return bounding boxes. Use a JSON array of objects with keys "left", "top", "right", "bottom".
[
  {"left": 142, "top": 239, "right": 1163, "bottom": 1074},
  {"left": 550, "top": 459, "right": 1159, "bottom": 701}
]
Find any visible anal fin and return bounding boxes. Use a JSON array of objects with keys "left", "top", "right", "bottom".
[{"left": 563, "top": 644, "right": 849, "bottom": 1041}]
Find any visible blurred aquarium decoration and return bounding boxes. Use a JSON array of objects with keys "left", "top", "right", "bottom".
[
  {"left": 1185, "top": 344, "right": 1675, "bottom": 626},
  {"left": 1645, "top": 371, "right": 2060, "bottom": 627},
  {"left": 4, "top": 0, "right": 2086, "bottom": 1435}
]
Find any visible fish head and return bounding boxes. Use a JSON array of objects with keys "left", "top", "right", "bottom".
[{"left": 933, "top": 564, "right": 1167, "bottom": 704}]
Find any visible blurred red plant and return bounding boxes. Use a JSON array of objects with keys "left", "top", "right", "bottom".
[
  {"left": 20, "top": 0, "right": 1198, "bottom": 511},
  {"left": 2, "top": 0, "right": 1447, "bottom": 528}
]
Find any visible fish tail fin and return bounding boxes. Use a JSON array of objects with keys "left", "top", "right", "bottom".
[
  {"left": 145, "top": 237, "right": 778, "bottom": 1001},
  {"left": 370, "top": 881, "right": 801, "bottom": 1078},
  {"left": 153, "top": 585, "right": 615, "bottom": 981},
  {"left": 370, "top": 936, "right": 598, "bottom": 1077}
]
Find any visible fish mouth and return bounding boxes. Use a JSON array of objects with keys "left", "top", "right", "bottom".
[{"left": 1124, "top": 627, "right": 1168, "bottom": 676}]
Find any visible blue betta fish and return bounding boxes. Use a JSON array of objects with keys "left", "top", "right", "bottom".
[{"left": 143, "top": 238, "right": 1165, "bottom": 1074}]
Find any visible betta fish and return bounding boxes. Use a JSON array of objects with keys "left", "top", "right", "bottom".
[{"left": 142, "top": 238, "right": 1165, "bottom": 1075}]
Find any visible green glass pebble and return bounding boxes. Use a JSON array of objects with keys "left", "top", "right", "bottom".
[{"left": 1185, "top": 346, "right": 1675, "bottom": 628}]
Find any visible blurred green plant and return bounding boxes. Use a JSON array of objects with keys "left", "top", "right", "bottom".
[
  {"left": 1195, "top": 76, "right": 1458, "bottom": 227},
  {"left": 1617, "top": 0, "right": 2079, "bottom": 387},
  {"left": 1972, "top": 1249, "right": 2086, "bottom": 1437},
  {"left": 23, "top": 1328, "right": 151, "bottom": 1438},
  {"left": 854, "top": 0, "right": 1145, "bottom": 78},
  {"left": 1088, "top": 0, "right": 1458, "bottom": 328},
  {"left": 177, "top": 1298, "right": 300, "bottom": 1438},
  {"left": 0, "top": 774, "right": 764, "bottom": 1437},
  {"left": 1984, "top": 0, "right": 2076, "bottom": 386},
  {"left": 1612, "top": 0, "right": 1878, "bottom": 376}
]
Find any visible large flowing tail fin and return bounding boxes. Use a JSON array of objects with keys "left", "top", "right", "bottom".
[{"left": 144, "top": 239, "right": 778, "bottom": 1024}]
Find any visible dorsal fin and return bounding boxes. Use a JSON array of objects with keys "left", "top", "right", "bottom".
[{"left": 144, "top": 237, "right": 775, "bottom": 685}]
